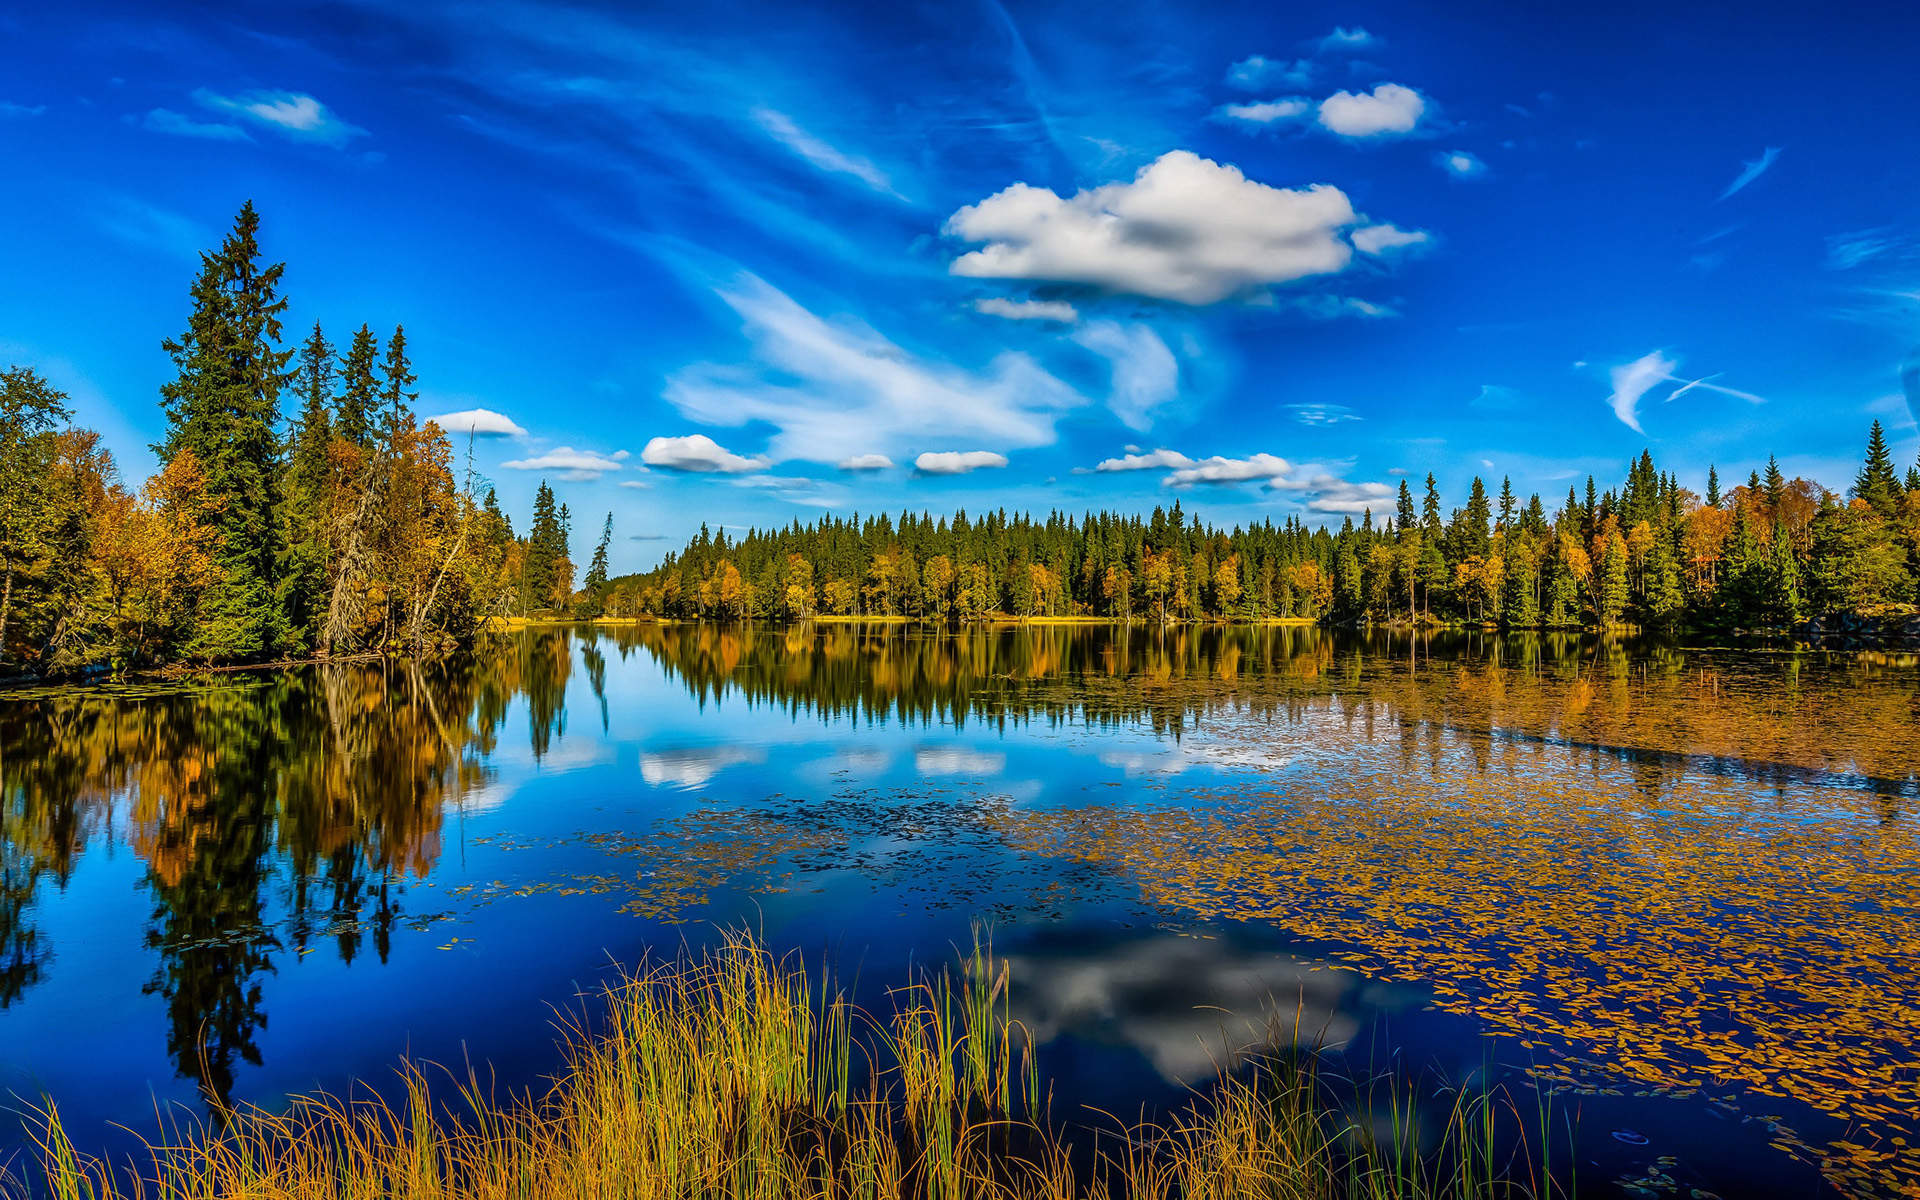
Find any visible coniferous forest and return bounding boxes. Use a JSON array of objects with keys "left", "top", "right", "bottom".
[
  {"left": 5, "top": 204, "right": 1920, "bottom": 681},
  {"left": 601, "top": 435, "right": 1920, "bottom": 635}
]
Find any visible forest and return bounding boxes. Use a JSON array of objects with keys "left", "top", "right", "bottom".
[
  {"left": 601, "top": 428, "right": 1920, "bottom": 633},
  {"left": 0, "top": 203, "right": 612, "bottom": 678},
  {"left": 5, "top": 204, "right": 1920, "bottom": 680}
]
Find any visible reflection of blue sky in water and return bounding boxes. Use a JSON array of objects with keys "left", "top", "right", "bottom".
[{"left": 3, "top": 623, "right": 1913, "bottom": 1199}]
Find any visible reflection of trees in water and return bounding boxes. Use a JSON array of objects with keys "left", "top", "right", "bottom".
[{"left": 0, "top": 641, "right": 577, "bottom": 1110}]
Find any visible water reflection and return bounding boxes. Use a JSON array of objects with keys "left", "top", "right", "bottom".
[{"left": 2, "top": 622, "right": 1918, "bottom": 1194}]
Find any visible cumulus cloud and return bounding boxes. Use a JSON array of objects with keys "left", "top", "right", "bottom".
[
  {"left": 914, "top": 450, "right": 1008, "bottom": 475},
  {"left": 1291, "top": 474, "right": 1395, "bottom": 513},
  {"left": 141, "top": 108, "right": 250, "bottom": 141},
  {"left": 500, "top": 446, "right": 631, "bottom": 480},
  {"left": 1351, "top": 223, "right": 1430, "bottom": 255},
  {"left": 1214, "top": 97, "right": 1312, "bottom": 126},
  {"left": 946, "top": 150, "right": 1377, "bottom": 305},
  {"left": 1317, "top": 26, "right": 1378, "bottom": 52},
  {"left": 837, "top": 453, "right": 895, "bottom": 471},
  {"left": 750, "top": 106, "right": 900, "bottom": 198},
  {"left": 1072, "top": 321, "right": 1179, "bottom": 431},
  {"left": 1093, "top": 449, "right": 1196, "bottom": 472},
  {"left": 974, "top": 297, "right": 1079, "bottom": 322},
  {"left": 1317, "top": 83, "right": 1427, "bottom": 138},
  {"left": 641, "top": 433, "right": 770, "bottom": 473},
  {"left": 1225, "top": 56, "right": 1313, "bottom": 91},
  {"left": 1435, "top": 149, "right": 1487, "bottom": 178},
  {"left": 192, "top": 89, "right": 368, "bottom": 147},
  {"left": 1717, "top": 146, "right": 1781, "bottom": 201},
  {"left": 428, "top": 408, "right": 527, "bottom": 437},
  {"left": 1167, "top": 453, "right": 1294, "bottom": 486},
  {"left": 665, "top": 274, "right": 1085, "bottom": 463}
]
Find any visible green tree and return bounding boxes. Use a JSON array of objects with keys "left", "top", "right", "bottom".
[
  {"left": 157, "top": 201, "right": 294, "bottom": 660},
  {"left": 0, "top": 367, "right": 73, "bottom": 664},
  {"left": 336, "top": 325, "right": 380, "bottom": 447},
  {"left": 581, "top": 512, "right": 613, "bottom": 616},
  {"left": 281, "top": 323, "right": 334, "bottom": 645},
  {"left": 379, "top": 325, "right": 418, "bottom": 441},
  {"left": 1854, "top": 420, "right": 1902, "bottom": 518}
]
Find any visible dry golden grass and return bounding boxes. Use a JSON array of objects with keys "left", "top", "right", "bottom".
[{"left": 24, "top": 932, "right": 1563, "bottom": 1200}]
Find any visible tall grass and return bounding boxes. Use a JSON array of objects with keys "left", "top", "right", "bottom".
[{"left": 22, "top": 931, "right": 1569, "bottom": 1200}]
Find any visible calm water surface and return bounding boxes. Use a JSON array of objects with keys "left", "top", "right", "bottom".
[{"left": 2, "top": 624, "right": 1918, "bottom": 1197}]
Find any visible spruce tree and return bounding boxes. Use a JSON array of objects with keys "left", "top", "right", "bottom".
[
  {"left": 282, "top": 323, "right": 335, "bottom": 644},
  {"left": 1395, "top": 481, "right": 1416, "bottom": 540},
  {"left": 582, "top": 512, "right": 613, "bottom": 616},
  {"left": 336, "top": 325, "right": 380, "bottom": 447},
  {"left": 1763, "top": 455, "right": 1786, "bottom": 516},
  {"left": 379, "top": 325, "right": 418, "bottom": 439},
  {"left": 1854, "top": 420, "right": 1901, "bottom": 517},
  {"left": 523, "top": 482, "right": 559, "bottom": 612},
  {"left": 1706, "top": 464, "right": 1721, "bottom": 509},
  {"left": 157, "top": 201, "right": 294, "bottom": 659}
]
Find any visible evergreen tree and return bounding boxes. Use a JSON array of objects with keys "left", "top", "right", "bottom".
[
  {"left": 1854, "top": 419, "right": 1901, "bottom": 517},
  {"left": 581, "top": 512, "right": 613, "bottom": 616},
  {"left": 282, "top": 323, "right": 335, "bottom": 644},
  {"left": 379, "top": 325, "right": 418, "bottom": 440},
  {"left": 523, "top": 483, "right": 560, "bottom": 612},
  {"left": 157, "top": 201, "right": 294, "bottom": 659},
  {"left": 1596, "top": 536, "right": 1629, "bottom": 626},
  {"left": 1642, "top": 532, "right": 1684, "bottom": 626},
  {"left": 1763, "top": 455, "right": 1786, "bottom": 516},
  {"left": 1706, "top": 464, "right": 1722, "bottom": 509},
  {"left": 336, "top": 325, "right": 380, "bottom": 447},
  {"left": 1395, "top": 480, "right": 1416, "bottom": 540},
  {"left": 0, "top": 367, "right": 73, "bottom": 664}
]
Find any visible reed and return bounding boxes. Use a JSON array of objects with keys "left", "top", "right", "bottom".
[{"left": 21, "top": 931, "right": 1569, "bottom": 1200}]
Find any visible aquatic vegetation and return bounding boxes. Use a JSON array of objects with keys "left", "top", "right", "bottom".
[{"left": 21, "top": 934, "right": 1566, "bottom": 1200}]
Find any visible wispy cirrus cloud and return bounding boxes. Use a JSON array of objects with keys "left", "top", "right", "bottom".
[
  {"left": 1717, "top": 146, "right": 1781, "bottom": 201},
  {"left": 1071, "top": 320, "right": 1178, "bottom": 431},
  {"left": 750, "top": 106, "right": 902, "bottom": 199},
  {"left": 664, "top": 272, "right": 1086, "bottom": 464},
  {"left": 189, "top": 89, "right": 368, "bottom": 147},
  {"left": 1225, "top": 55, "right": 1313, "bottom": 91},
  {"left": 140, "top": 108, "right": 251, "bottom": 141},
  {"left": 1604, "top": 350, "right": 1766, "bottom": 433}
]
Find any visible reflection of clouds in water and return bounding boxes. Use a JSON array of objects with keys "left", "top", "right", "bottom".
[
  {"left": 640, "top": 745, "right": 769, "bottom": 788},
  {"left": 1005, "top": 932, "right": 1364, "bottom": 1085},
  {"left": 914, "top": 746, "right": 1008, "bottom": 777},
  {"left": 836, "top": 748, "right": 893, "bottom": 773},
  {"left": 1098, "top": 743, "right": 1294, "bottom": 776}
]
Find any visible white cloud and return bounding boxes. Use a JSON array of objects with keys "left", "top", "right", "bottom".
[
  {"left": 500, "top": 446, "right": 631, "bottom": 480},
  {"left": 914, "top": 747, "right": 1007, "bottom": 777},
  {"left": 750, "top": 106, "right": 900, "bottom": 198},
  {"left": 617, "top": 480, "right": 654, "bottom": 489},
  {"left": 914, "top": 450, "right": 1008, "bottom": 475},
  {"left": 1094, "top": 448, "right": 1196, "bottom": 472},
  {"left": 1072, "top": 321, "right": 1179, "bottom": 431},
  {"left": 1470, "top": 384, "right": 1522, "bottom": 411},
  {"left": 1225, "top": 56, "right": 1313, "bottom": 91},
  {"left": 837, "top": 453, "right": 895, "bottom": 471},
  {"left": 1717, "top": 146, "right": 1781, "bottom": 201},
  {"left": 1606, "top": 351, "right": 1674, "bottom": 433},
  {"left": 1293, "top": 474, "right": 1395, "bottom": 513},
  {"left": 640, "top": 746, "right": 766, "bottom": 789},
  {"left": 1317, "top": 83, "right": 1427, "bottom": 138},
  {"left": 665, "top": 274, "right": 1086, "bottom": 463},
  {"left": 1215, "top": 97, "right": 1312, "bottom": 126},
  {"left": 1825, "top": 228, "right": 1897, "bottom": 271},
  {"left": 0, "top": 101, "right": 47, "bottom": 118},
  {"left": 1435, "top": 150, "right": 1487, "bottom": 178},
  {"left": 428, "top": 408, "right": 527, "bottom": 437},
  {"left": 1289, "top": 295, "right": 1397, "bottom": 320},
  {"left": 974, "top": 297, "right": 1079, "bottom": 322},
  {"left": 1167, "top": 453, "right": 1294, "bottom": 486},
  {"left": 1317, "top": 26, "right": 1378, "bottom": 52},
  {"left": 192, "top": 89, "right": 368, "bottom": 147},
  {"left": 946, "top": 150, "right": 1378, "bottom": 305},
  {"left": 1287, "top": 403, "right": 1360, "bottom": 425},
  {"left": 641, "top": 433, "right": 770, "bottom": 473},
  {"left": 141, "top": 108, "right": 250, "bottom": 141},
  {"left": 1352, "top": 223, "right": 1430, "bottom": 255}
]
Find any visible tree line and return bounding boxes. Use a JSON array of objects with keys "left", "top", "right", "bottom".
[
  {"left": 599, "top": 428, "right": 1920, "bottom": 632},
  {"left": 0, "top": 203, "right": 614, "bottom": 678}
]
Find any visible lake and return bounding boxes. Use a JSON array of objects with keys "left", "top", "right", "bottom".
[{"left": 2, "top": 623, "right": 1917, "bottom": 1198}]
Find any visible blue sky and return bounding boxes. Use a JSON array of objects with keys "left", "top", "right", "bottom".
[{"left": 3, "top": 0, "right": 1918, "bottom": 571}]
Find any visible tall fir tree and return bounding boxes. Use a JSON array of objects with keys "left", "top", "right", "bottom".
[
  {"left": 336, "top": 325, "right": 380, "bottom": 447},
  {"left": 157, "top": 201, "right": 294, "bottom": 659},
  {"left": 523, "top": 482, "right": 560, "bottom": 612},
  {"left": 1854, "top": 419, "right": 1901, "bottom": 517},
  {"left": 379, "top": 325, "right": 418, "bottom": 439},
  {"left": 282, "top": 323, "right": 335, "bottom": 645},
  {"left": 1706, "top": 464, "right": 1721, "bottom": 508}
]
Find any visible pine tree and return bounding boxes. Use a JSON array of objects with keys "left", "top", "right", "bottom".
[
  {"left": 336, "top": 325, "right": 380, "bottom": 447},
  {"left": 1643, "top": 532, "right": 1684, "bottom": 626},
  {"left": 1854, "top": 420, "right": 1901, "bottom": 517},
  {"left": 157, "top": 201, "right": 294, "bottom": 659},
  {"left": 1706, "top": 464, "right": 1721, "bottom": 509},
  {"left": 1395, "top": 480, "right": 1416, "bottom": 540},
  {"left": 523, "top": 483, "right": 559, "bottom": 612},
  {"left": 1763, "top": 455, "right": 1786, "bottom": 516},
  {"left": 581, "top": 512, "right": 613, "bottom": 616}
]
